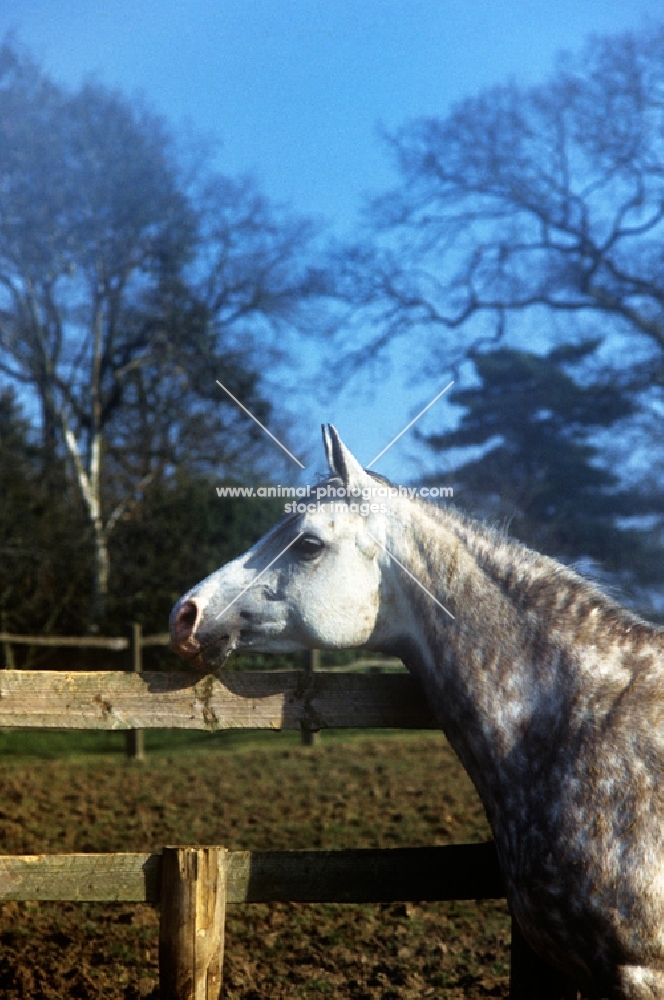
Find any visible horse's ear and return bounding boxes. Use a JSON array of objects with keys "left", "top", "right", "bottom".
[
  {"left": 322, "top": 424, "right": 335, "bottom": 472},
  {"left": 323, "top": 424, "right": 365, "bottom": 485}
]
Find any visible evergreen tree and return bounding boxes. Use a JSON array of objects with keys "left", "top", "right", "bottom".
[{"left": 423, "top": 343, "right": 663, "bottom": 602}]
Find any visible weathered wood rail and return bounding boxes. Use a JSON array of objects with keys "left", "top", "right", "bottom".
[
  {"left": 0, "top": 662, "right": 577, "bottom": 999},
  {"left": 0, "top": 842, "right": 504, "bottom": 905},
  {"left": 0, "top": 626, "right": 399, "bottom": 750},
  {"left": 0, "top": 668, "right": 437, "bottom": 730},
  {"left": 0, "top": 624, "right": 172, "bottom": 758}
]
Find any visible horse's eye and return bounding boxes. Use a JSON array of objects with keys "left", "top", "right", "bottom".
[{"left": 295, "top": 534, "right": 324, "bottom": 560}]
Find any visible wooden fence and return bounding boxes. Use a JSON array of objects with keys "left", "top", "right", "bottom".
[
  {"left": 0, "top": 626, "right": 405, "bottom": 753},
  {"left": 0, "top": 635, "right": 578, "bottom": 999}
]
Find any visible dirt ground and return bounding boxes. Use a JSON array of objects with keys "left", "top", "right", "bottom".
[{"left": 0, "top": 731, "right": 511, "bottom": 998}]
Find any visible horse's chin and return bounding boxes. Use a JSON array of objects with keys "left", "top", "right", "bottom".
[{"left": 189, "top": 634, "right": 239, "bottom": 673}]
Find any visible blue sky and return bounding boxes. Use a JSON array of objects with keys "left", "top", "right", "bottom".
[{"left": 0, "top": 0, "right": 659, "bottom": 481}]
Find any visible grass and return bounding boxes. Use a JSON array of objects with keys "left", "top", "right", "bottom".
[
  {"left": 0, "top": 723, "right": 443, "bottom": 760},
  {"left": 0, "top": 726, "right": 289, "bottom": 759}
]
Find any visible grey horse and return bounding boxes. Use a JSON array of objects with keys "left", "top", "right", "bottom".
[{"left": 171, "top": 426, "right": 664, "bottom": 999}]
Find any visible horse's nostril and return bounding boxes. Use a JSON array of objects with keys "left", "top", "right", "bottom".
[
  {"left": 175, "top": 600, "right": 198, "bottom": 637},
  {"left": 170, "top": 598, "right": 203, "bottom": 660}
]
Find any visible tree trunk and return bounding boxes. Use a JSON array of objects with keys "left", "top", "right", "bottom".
[
  {"left": 90, "top": 517, "right": 109, "bottom": 629},
  {"left": 61, "top": 421, "right": 109, "bottom": 631}
]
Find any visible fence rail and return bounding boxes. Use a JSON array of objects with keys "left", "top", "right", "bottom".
[
  {"left": 0, "top": 631, "right": 166, "bottom": 649},
  {"left": 0, "top": 632, "right": 140, "bottom": 652},
  {"left": 0, "top": 668, "right": 437, "bottom": 730},
  {"left": 0, "top": 842, "right": 504, "bottom": 904},
  {"left": 0, "top": 641, "right": 577, "bottom": 999}
]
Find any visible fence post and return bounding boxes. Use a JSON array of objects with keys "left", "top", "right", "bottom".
[
  {"left": 509, "top": 918, "right": 578, "bottom": 999},
  {"left": 1, "top": 612, "right": 14, "bottom": 669},
  {"left": 301, "top": 648, "right": 320, "bottom": 746},
  {"left": 126, "top": 623, "right": 144, "bottom": 761},
  {"left": 159, "top": 846, "right": 227, "bottom": 1000}
]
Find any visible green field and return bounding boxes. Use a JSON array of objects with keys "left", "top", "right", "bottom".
[{"left": 0, "top": 730, "right": 510, "bottom": 999}]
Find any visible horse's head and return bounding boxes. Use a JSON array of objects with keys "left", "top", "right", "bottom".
[{"left": 170, "top": 426, "right": 403, "bottom": 670}]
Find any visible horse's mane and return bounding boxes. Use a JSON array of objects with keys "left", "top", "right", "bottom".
[{"left": 366, "top": 470, "right": 661, "bottom": 641}]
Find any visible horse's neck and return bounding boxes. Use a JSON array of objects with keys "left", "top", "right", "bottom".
[{"left": 381, "top": 503, "right": 632, "bottom": 821}]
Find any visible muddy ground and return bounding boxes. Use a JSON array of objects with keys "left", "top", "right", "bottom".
[{"left": 0, "top": 731, "right": 511, "bottom": 998}]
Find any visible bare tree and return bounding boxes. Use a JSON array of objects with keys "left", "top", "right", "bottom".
[
  {"left": 337, "top": 26, "right": 664, "bottom": 394},
  {"left": 0, "top": 41, "right": 319, "bottom": 628}
]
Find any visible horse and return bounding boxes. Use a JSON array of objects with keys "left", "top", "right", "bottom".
[{"left": 170, "top": 424, "right": 664, "bottom": 999}]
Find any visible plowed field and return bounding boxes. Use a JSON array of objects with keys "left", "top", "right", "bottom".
[{"left": 0, "top": 731, "right": 510, "bottom": 998}]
